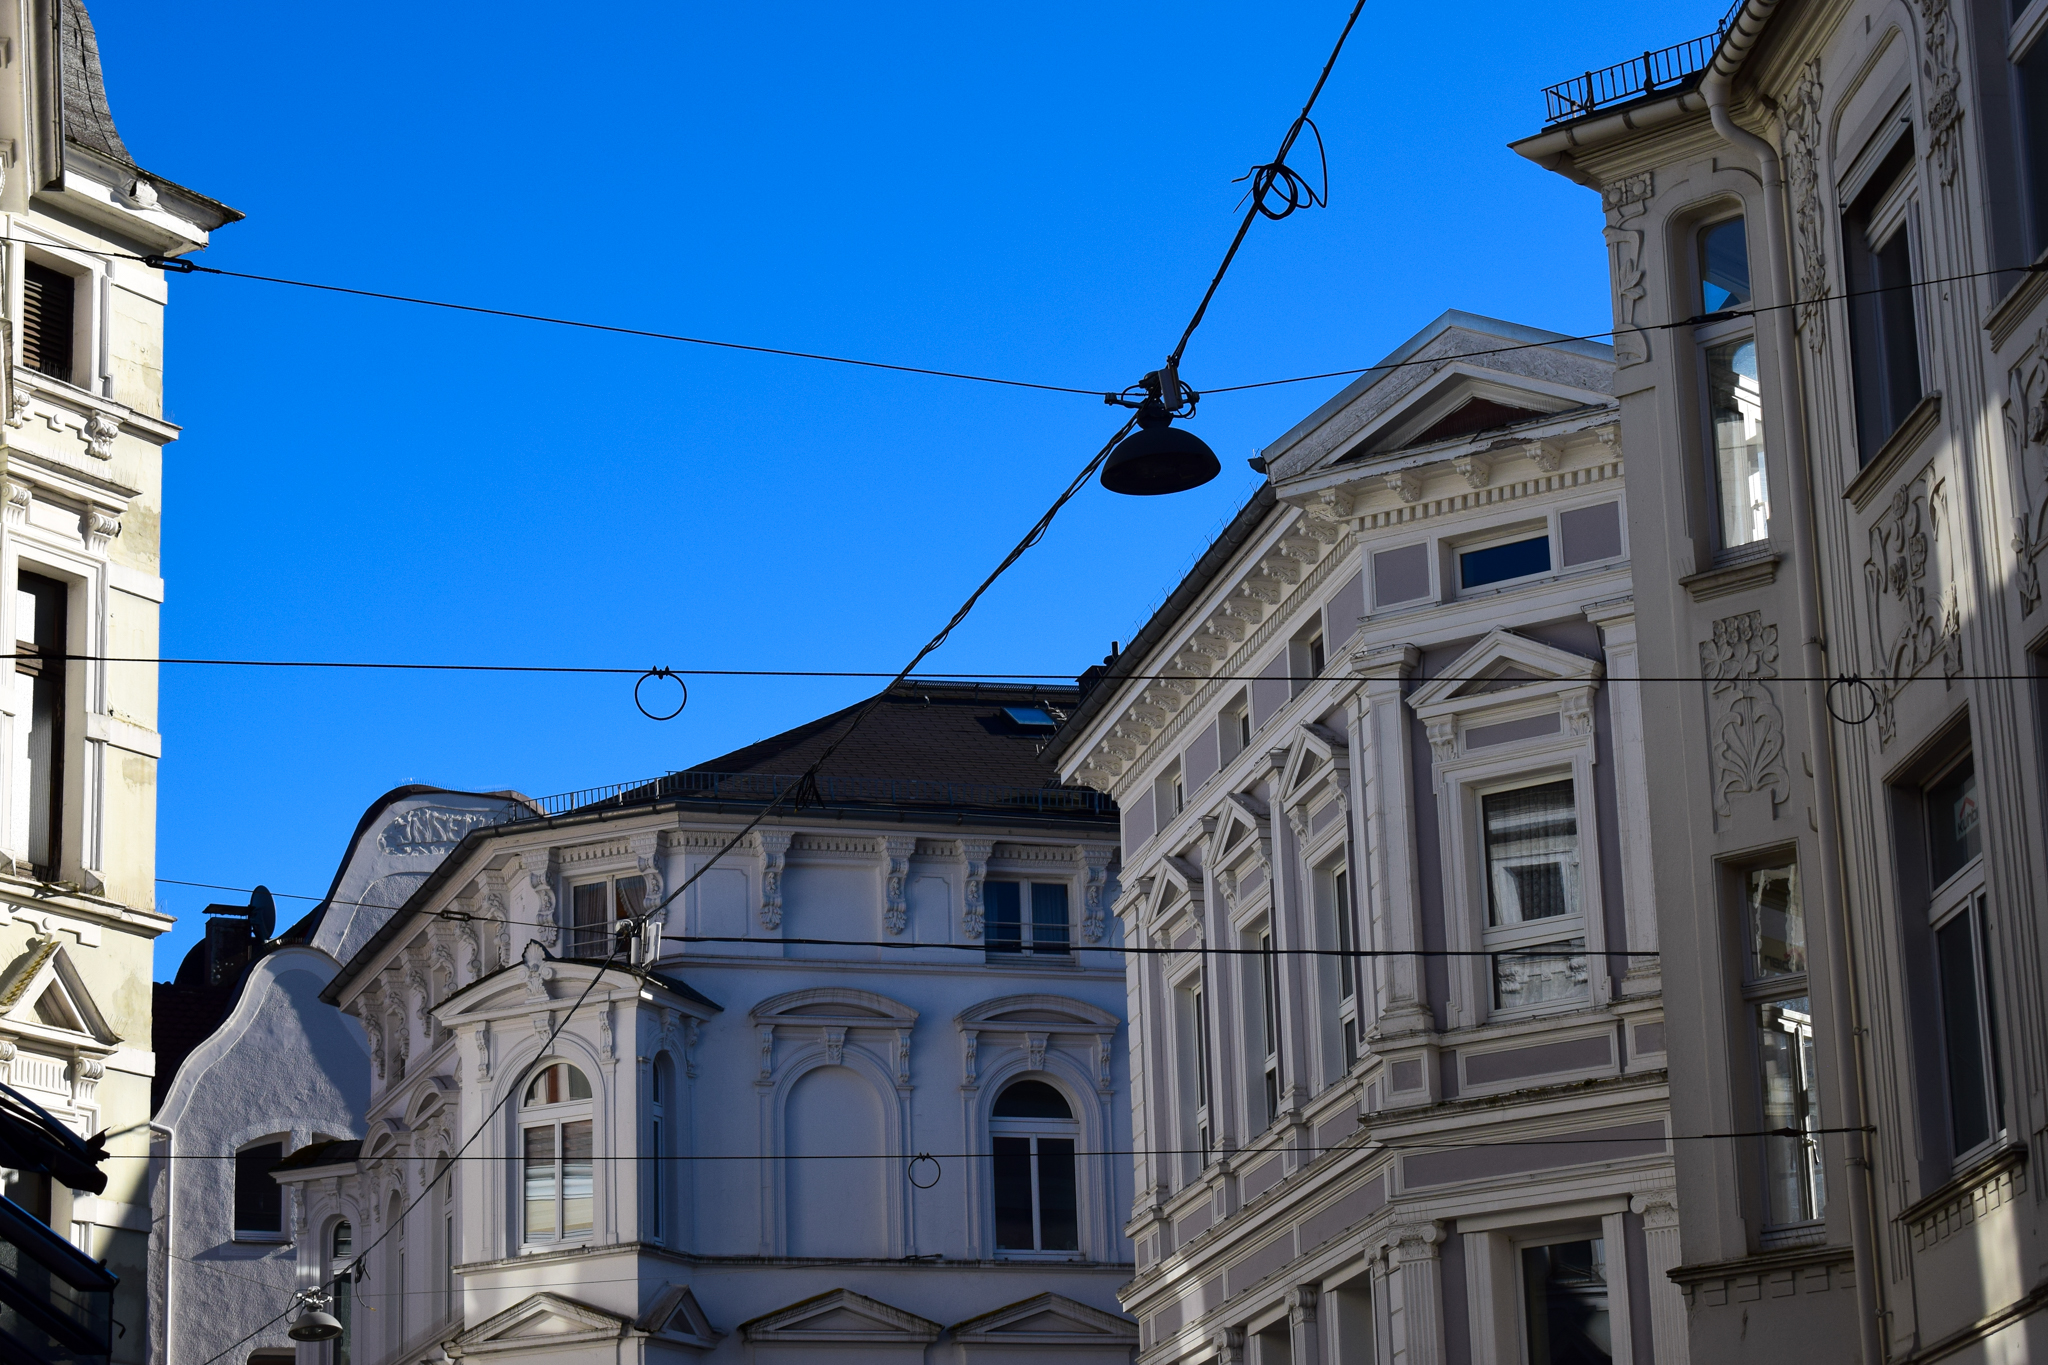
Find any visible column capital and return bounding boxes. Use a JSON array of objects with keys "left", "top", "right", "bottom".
[{"left": 1350, "top": 643, "right": 1421, "bottom": 683}]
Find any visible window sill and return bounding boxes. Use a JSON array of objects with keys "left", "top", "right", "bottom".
[
  {"left": 1984, "top": 242, "right": 2048, "bottom": 351},
  {"left": 230, "top": 1231, "right": 290, "bottom": 1245},
  {"left": 993, "top": 1250, "right": 1085, "bottom": 1262},
  {"left": 1898, "top": 1139, "right": 2027, "bottom": 1231},
  {"left": 1679, "top": 546, "right": 1780, "bottom": 603},
  {"left": 982, "top": 952, "right": 1078, "bottom": 969},
  {"left": 1844, "top": 391, "right": 1941, "bottom": 513}
]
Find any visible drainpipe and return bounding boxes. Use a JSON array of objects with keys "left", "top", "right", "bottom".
[
  {"left": 148, "top": 1121, "right": 172, "bottom": 1365},
  {"left": 1700, "top": 5, "right": 1883, "bottom": 1363}
]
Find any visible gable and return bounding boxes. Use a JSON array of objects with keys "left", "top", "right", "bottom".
[
  {"left": 1408, "top": 396, "right": 1554, "bottom": 445},
  {"left": 458, "top": 1292, "right": 630, "bottom": 1355},
  {"left": 741, "top": 1289, "right": 941, "bottom": 1344},
  {"left": 951, "top": 1292, "right": 1138, "bottom": 1345},
  {"left": 0, "top": 937, "right": 117, "bottom": 1044},
  {"left": 1407, "top": 629, "right": 1602, "bottom": 717}
]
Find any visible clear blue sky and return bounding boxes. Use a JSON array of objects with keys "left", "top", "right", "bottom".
[{"left": 92, "top": 0, "right": 1726, "bottom": 978}]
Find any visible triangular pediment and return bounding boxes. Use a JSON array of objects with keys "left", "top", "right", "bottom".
[
  {"left": 636, "top": 1284, "right": 720, "bottom": 1349},
  {"left": 952, "top": 1292, "right": 1138, "bottom": 1344},
  {"left": 0, "top": 937, "right": 117, "bottom": 1044},
  {"left": 1349, "top": 363, "right": 1603, "bottom": 459},
  {"left": 740, "top": 1289, "right": 941, "bottom": 1344},
  {"left": 1282, "top": 722, "right": 1350, "bottom": 803},
  {"left": 460, "top": 1292, "right": 629, "bottom": 1353},
  {"left": 1407, "top": 629, "right": 1602, "bottom": 720}
]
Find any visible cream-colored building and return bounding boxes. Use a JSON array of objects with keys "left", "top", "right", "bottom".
[
  {"left": 0, "top": 1, "right": 235, "bottom": 1360},
  {"left": 1515, "top": 2, "right": 2048, "bottom": 1360}
]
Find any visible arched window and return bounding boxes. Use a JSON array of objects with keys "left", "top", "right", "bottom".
[
  {"left": 990, "top": 1080, "right": 1079, "bottom": 1255},
  {"left": 328, "top": 1221, "right": 353, "bottom": 1365},
  {"left": 521, "top": 1062, "right": 593, "bottom": 1243}
]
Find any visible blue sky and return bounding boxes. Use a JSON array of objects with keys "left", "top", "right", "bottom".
[{"left": 91, "top": 0, "right": 1727, "bottom": 977}]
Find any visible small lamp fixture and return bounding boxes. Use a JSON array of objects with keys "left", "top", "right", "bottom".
[
  {"left": 1101, "top": 362, "right": 1219, "bottom": 496},
  {"left": 288, "top": 1293, "right": 344, "bottom": 1343}
]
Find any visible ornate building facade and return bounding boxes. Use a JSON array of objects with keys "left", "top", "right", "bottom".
[
  {"left": 1050, "top": 313, "right": 1684, "bottom": 1365},
  {"left": 1515, "top": 2, "right": 2048, "bottom": 1359},
  {"left": 268, "top": 684, "right": 1137, "bottom": 1363},
  {"left": 0, "top": 2, "right": 235, "bottom": 1359}
]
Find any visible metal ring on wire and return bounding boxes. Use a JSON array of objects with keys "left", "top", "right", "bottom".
[
  {"left": 907, "top": 1154, "right": 941, "bottom": 1190},
  {"left": 634, "top": 668, "right": 688, "bottom": 721},
  {"left": 1825, "top": 674, "right": 1879, "bottom": 726}
]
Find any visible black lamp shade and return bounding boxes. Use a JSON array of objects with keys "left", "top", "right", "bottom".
[
  {"left": 289, "top": 1309, "right": 344, "bottom": 1342},
  {"left": 1101, "top": 420, "right": 1220, "bottom": 496}
]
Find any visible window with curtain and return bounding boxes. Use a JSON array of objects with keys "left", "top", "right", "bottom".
[
  {"left": 521, "top": 1062, "right": 594, "bottom": 1243},
  {"left": 983, "top": 880, "right": 1071, "bottom": 960},
  {"left": 989, "top": 1080, "right": 1079, "bottom": 1256},
  {"left": 568, "top": 876, "right": 646, "bottom": 958},
  {"left": 1481, "top": 779, "right": 1588, "bottom": 1012}
]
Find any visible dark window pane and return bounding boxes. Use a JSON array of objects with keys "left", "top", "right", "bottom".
[
  {"left": 1521, "top": 1239, "right": 1612, "bottom": 1365},
  {"left": 1926, "top": 755, "right": 1981, "bottom": 887},
  {"left": 570, "top": 883, "right": 609, "bottom": 957},
  {"left": 986, "top": 881, "right": 1023, "bottom": 952},
  {"left": 234, "top": 1142, "right": 284, "bottom": 1233},
  {"left": 1509, "top": 864, "right": 1569, "bottom": 918},
  {"left": 993, "top": 1080, "right": 1072, "bottom": 1119},
  {"left": 992, "top": 1137, "right": 1034, "bottom": 1249},
  {"left": 1937, "top": 914, "right": 1994, "bottom": 1153},
  {"left": 1483, "top": 780, "right": 1579, "bottom": 926},
  {"left": 20, "top": 262, "right": 73, "bottom": 383},
  {"left": 2021, "top": 37, "right": 2048, "bottom": 257},
  {"left": 1699, "top": 218, "right": 1751, "bottom": 312},
  {"left": 1031, "top": 883, "right": 1069, "bottom": 953},
  {"left": 1844, "top": 148, "right": 1922, "bottom": 462},
  {"left": 1037, "top": 1138, "right": 1079, "bottom": 1251},
  {"left": 1460, "top": 536, "right": 1551, "bottom": 590}
]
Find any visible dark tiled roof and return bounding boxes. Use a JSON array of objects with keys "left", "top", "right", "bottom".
[
  {"left": 61, "top": 0, "right": 130, "bottom": 166},
  {"left": 149, "top": 980, "right": 236, "bottom": 1112},
  {"left": 689, "top": 682, "right": 1085, "bottom": 791}
]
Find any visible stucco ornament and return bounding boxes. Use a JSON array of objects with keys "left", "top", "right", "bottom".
[
  {"left": 1780, "top": 60, "right": 1828, "bottom": 350},
  {"left": 1082, "top": 849, "right": 1111, "bottom": 943},
  {"left": 82, "top": 410, "right": 118, "bottom": 460},
  {"left": 2006, "top": 330, "right": 2048, "bottom": 617},
  {"left": 1919, "top": 0, "right": 1964, "bottom": 184},
  {"left": 961, "top": 841, "right": 992, "bottom": 940},
  {"left": 1863, "top": 468, "right": 1962, "bottom": 745},
  {"left": 756, "top": 831, "right": 790, "bottom": 932},
  {"left": 1700, "top": 611, "right": 1790, "bottom": 818},
  {"left": 1600, "top": 171, "right": 1654, "bottom": 366},
  {"left": 520, "top": 940, "right": 555, "bottom": 1002}
]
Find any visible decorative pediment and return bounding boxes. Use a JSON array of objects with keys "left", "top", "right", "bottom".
[
  {"left": 0, "top": 937, "right": 117, "bottom": 1045},
  {"left": 750, "top": 988, "right": 918, "bottom": 1030},
  {"left": 739, "top": 1288, "right": 941, "bottom": 1345},
  {"left": 1212, "top": 793, "right": 1271, "bottom": 867},
  {"left": 404, "top": 1076, "right": 457, "bottom": 1126},
  {"left": 636, "top": 1284, "right": 719, "bottom": 1350},
  {"left": 433, "top": 956, "right": 719, "bottom": 1028},
  {"left": 1406, "top": 629, "right": 1602, "bottom": 766},
  {"left": 1347, "top": 363, "right": 1604, "bottom": 459},
  {"left": 458, "top": 1291, "right": 631, "bottom": 1354},
  {"left": 1281, "top": 722, "right": 1351, "bottom": 803},
  {"left": 955, "top": 994, "right": 1118, "bottom": 1036},
  {"left": 951, "top": 1292, "right": 1139, "bottom": 1345}
]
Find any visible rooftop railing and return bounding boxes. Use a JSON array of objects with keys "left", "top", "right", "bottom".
[
  {"left": 1539, "top": 24, "right": 1727, "bottom": 125},
  {"left": 511, "top": 769, "right": 1116, "bottom": 820}
]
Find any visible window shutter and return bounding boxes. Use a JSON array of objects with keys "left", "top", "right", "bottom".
[{"left": 21, "top": 262, "right": 73, "bottom": 383}]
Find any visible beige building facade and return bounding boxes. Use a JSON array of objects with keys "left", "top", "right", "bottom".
[
  {"left": 1516, "top": 1, "right": 2048, "bottom": 1360},
  {"left": 0, "top": 1, "right": 235, "bottom": 1360}
]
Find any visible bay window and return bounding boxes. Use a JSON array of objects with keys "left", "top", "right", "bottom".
[{"left": 521, "top": 1061, "right": 594, "bottom": 1244}]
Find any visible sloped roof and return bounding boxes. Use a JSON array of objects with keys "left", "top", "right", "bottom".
[
  {"left": 688, "top": 681, "right": 1088, "bottom": 790},
  {"left": 60, "top": 0, "right": 129, "bottom": 166}
]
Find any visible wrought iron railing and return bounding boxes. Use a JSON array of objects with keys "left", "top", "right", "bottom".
[
  {"left": 511, "top": 770, "right": 1116, "bottom": 820},
  {"left": 1540, "top": 27, "right": 1724, "bottom": 125}
]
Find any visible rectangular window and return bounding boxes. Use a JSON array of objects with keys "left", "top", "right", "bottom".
[
  {"left": 983, "top": 881, "right": 1071, "bottom": 959},
  {"left": 1925, "top": 753, "right": 1981, "bottom": 888},
  {"left": 992, "top": 1135, "right": 1078, "bottom": 1252},
  {"left": 1334, "top": 866, "right": 1359, "bottom": 1071},
  {"left": 20, "top": 261, "right": 74, "bottom": 384},
  {"left": 2014, "top": 10, "right": 2048, "bottom": 256},
  {"left": 568, "top": 875, "right": 645, "bottom": 958},
  {"left": 522, "top": 1119, "right": 594, "bottom": 1241},
  {"left": 1844, "top": 143, "right": 1921, "bottom": 461},
  {"left": 1937, "top": 896, "right": 2003, "bottom": 1155},
  {"left": 1481, "top": 779, "right": 1587, "bottom": 1011},
  {"left": 1521, "top": 1238, "right": 1611, "bottom": 1365},
  {"left": 1706, "top": 336, "right": 1770, "bottom": 547},
  {"left": 233, "top": 1141, "right": 285, "bottom": 1235},
  {"left": 16, "top": 571, "right": 67, "bottom": 879},
  {"left": 1459, "top": 534, "right": 1551, "bottom": 590},
  {"left": 1740, "top": 859, "right": 1825, "bottom": 1228},
  {"left": 523, "top": 1125, "right": 557, "bottom": 1239},
  {"left": 1259, "top": 930, "right": 1282, "bottom": 1125},
  {"left": 1180, "top": 977, "right": 1211, "bottom": 1171},
  {"left": 1699, "top": 216, "right": 1752, "bottom": 313}
]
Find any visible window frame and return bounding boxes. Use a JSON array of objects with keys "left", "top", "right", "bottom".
[
  {"left": 1173, "top": 968, "right": 1213, "bottom": 1183},
  {"left": 14, "top": 243, "right": 99, "bottom": 394},
  {"left": 232, "top": 1138, "right": 289, "bottom": 1242},
  {"left": 1475, "top": 774, "right": 1591, "bottom": 1019},
  {"left": 1689, "top": 211, "right": 1772, "bottom": 555},
  {"left": 517, "top": 1060, "right": 597, "bottom": 1249},
  {"left": 1455, "top": 528, "right": 1555, "bottom": 595},
  {"left": 988, "top": 1081, "right": 1083, "bottom": 1260},
  {"left": 564, "top": 873, "right": 647, "bottom": 960},
  {"left": 981, "top": 878, "right": 1074, "bottom": 961},
  {"left": 1920, "top": 750, "right": 2004, "bottom": 1167},
  {"left": 1841, "top": 131, "right": 1923, "bottom": 463},
  {"left": 2010, "top": 0, "right": 2048, "bottom": 258},
  {"left": 1730, "top": 853, "right": 1826, "bottom": 1240}
]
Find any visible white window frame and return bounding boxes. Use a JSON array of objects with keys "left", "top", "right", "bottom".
[
  {"left": 1447, "top": 517, "right": 1553, "bottom": 599},
  {"left": 1462, "top": 1206, "right": 1636, "bottom": 1365},
  {"left": 981, "top": 876, "right": 1074, "bottom": 959},
  {"left": 12, "top": 239, "right": 106, "bottom": 397},
  {"left": 1923, "top": 751, "right": 2002, "bottom": 1169},
  {"left": 988, "top": 1093, "right": 1084, "bottom": 1261},
  {"left": 517, "top": 1060, "right": 596, "bottom": 1250},
  {"left": 1171, "top": 964, "right": 1212, "bottom": 1184},
  {"left": 564, "top": 871, "right": 648, "bottom": 960},
  {"left": 1410, "top": 635, "right": 1608, "bottom": 1028}
]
